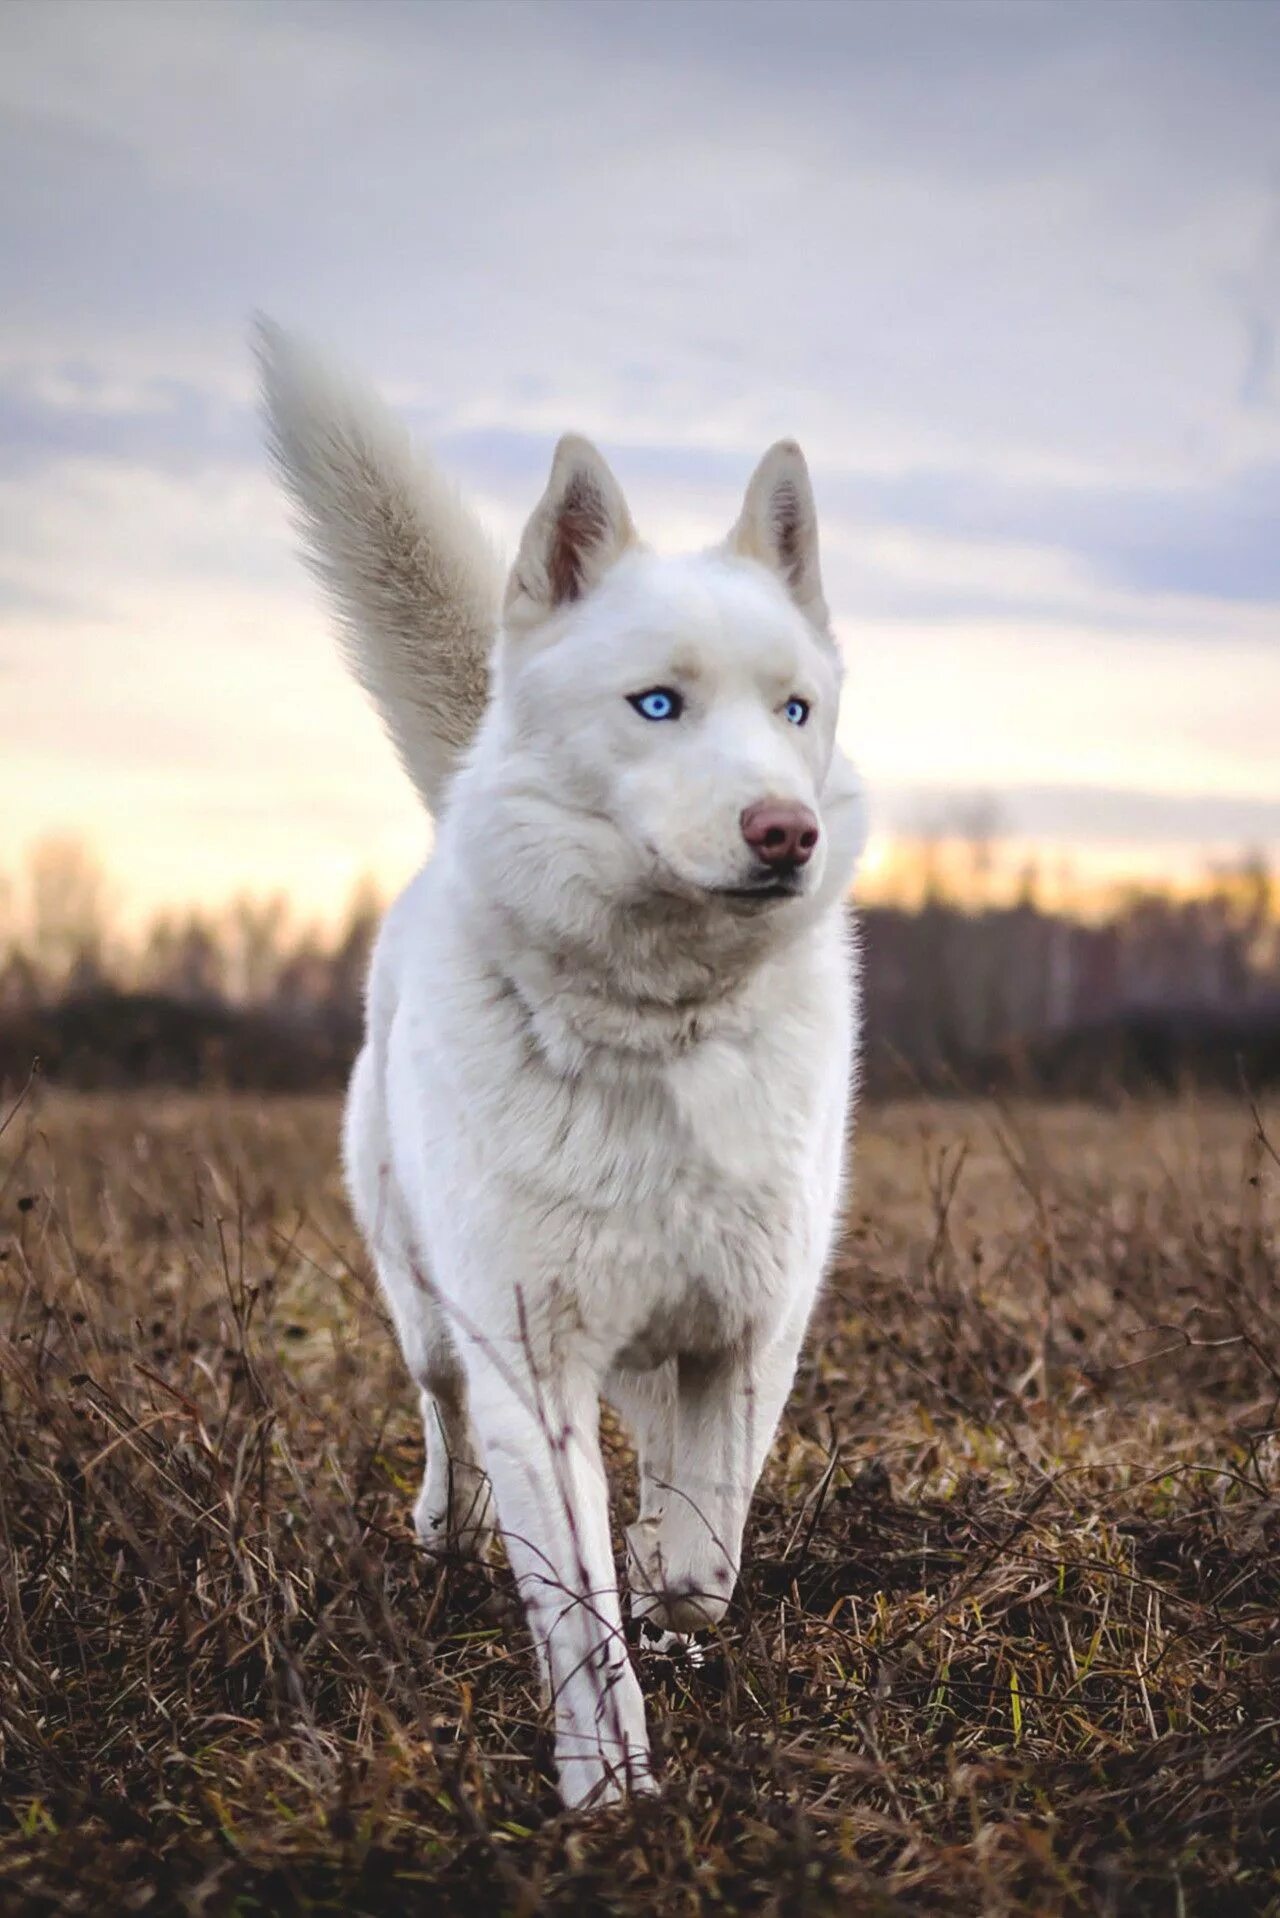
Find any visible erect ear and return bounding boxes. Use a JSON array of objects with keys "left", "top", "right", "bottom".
[
  {"left": 504, "top": 434, "right": 637, "bottom": 631},
  {"left": 726, "top": 440, "right": 829, "bottom": 632}
]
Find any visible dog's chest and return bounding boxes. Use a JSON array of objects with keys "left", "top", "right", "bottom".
[
  {"left": 500, "top": 995, "right": 843, "bottom": 1356},
  {"left": 400, "top": 917, "right": 853, "bottom": 1361}
]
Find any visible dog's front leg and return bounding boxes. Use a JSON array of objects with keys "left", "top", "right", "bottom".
[
  {"left": 630, "top": 1321, "right": 806, "bottom": 1634},
  {"left": 465, "top": 1345, "right": 651, "bottom": 1808}
]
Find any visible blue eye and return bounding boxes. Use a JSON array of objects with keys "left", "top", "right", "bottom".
[
  {"left": 784, "top": 697, "right": 810, "bottom": 726},
  {"left": 628, "top": 687, "right": 683, "bottom": 722}
]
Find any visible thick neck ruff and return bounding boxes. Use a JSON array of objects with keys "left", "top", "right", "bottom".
[{"left": 488, "top": 897, "right": 810, "bottom": 1076}]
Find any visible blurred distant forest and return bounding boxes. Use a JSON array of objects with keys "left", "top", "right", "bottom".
[{"left": 3, "top": 828, "right": 1279, "bottom": 1098}]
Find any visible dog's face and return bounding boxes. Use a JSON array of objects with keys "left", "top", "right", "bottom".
[
  {"left": 505, "top": 547, "right": 841, "bottom": 907},
  {"left": 482, "top": 436, "right": 853, "bottom": 931}
]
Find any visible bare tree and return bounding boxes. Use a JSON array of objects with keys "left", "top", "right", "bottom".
[
  {"left": 326, "top": 876, "right": 382, "bottom": 1014},
  {"left": 223, "top": 893, "right": 291, "bottom": 1004},
  {"left": 950, "top": 795, "right": 1005, "bottom": 908},
  {"left": 138, "top": 910, "right": 228, "bottom": 1004},
  {"left": 26, "top": 836, "right": 113, "bottom": 990}
]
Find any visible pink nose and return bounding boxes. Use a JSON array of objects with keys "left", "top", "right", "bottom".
[{"left": 740, "top": 800, "right": 820, "bottom": 870}]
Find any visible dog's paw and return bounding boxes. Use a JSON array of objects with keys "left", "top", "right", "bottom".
[
  {"left": 626, "top": 1519, "right": 735, "bottom": 1633},
  {"left": 413, "top": 1482, "right": 495, "bottom": 1562},
  {"left": 630, "top": 1572, "right": 733, "bottom": 1635},
  {"left": 638, "top": 1619, "right": 705, "bottom": 1667}
]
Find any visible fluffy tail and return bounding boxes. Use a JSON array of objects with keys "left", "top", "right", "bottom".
[{"left": 255, "top": 317, "right": 501, "bottom": 813}]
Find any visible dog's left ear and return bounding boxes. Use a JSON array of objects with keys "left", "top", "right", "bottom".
[
  {"left": 505, "top": 435, "right": 637, "bottom": 632},
  {"left": 727, "top": 441, "right": 829, "bottom": 633}
]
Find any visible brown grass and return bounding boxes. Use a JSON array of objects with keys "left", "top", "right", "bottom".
[{"left": 2, "top": 1088, "right": 1278, "bottom": 1915}]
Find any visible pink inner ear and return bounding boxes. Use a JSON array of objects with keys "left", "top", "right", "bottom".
[
  {"left": 548, "top": 472, "right": 610, "bottom": 606},
  {"left": 772, "top": 479, "right": 804, "bottom": 587}
]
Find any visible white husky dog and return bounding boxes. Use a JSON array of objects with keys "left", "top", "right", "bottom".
[{"left": 257, "top": 323, "right": 865, "bottom": 1810}]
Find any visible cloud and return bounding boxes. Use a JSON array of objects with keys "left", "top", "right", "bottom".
[
  {"left": 3, "top": 0, "right": 1278, "bottom": 478},
  {"left": 877, "top": 781, "right": 1280, "bottom": 849},
  {"left": 823, "top": 460, "right": 1280, "bottom": 607},
  {"left": 5, "top": 367, "right": 1279, "bottom": 614},
  {"left": 0, "top": 576, "right": 94, "bottom": 623},
  {"left": 0, "top": 371, "right": 253, "bottom": 477}
]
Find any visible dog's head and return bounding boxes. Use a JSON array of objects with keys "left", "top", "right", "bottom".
[{"left": 473, "top": 435, "right": 860, "bottom": 948}]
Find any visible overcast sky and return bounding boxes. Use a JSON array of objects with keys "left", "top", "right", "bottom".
[{"left": 4, "top": 0, "right": 1280, "bottom": 920}]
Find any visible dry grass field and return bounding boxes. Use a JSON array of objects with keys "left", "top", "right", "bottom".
[{"left": 2, "top": 1087, "right": 1278, "bottom": 1915}]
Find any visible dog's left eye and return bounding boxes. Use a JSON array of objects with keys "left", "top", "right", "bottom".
[
  {"left": 628, "top": 687, "right": 684, "bottom": 722},
  {"left": 783, "top": 697, "right": 810, "bottom": 726}
]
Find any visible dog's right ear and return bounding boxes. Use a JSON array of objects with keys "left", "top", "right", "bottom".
[{"left": 505, "top": 436, "right": 636, "bottom": 632}]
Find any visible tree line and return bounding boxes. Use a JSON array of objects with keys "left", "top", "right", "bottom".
[{"left": 2, "top": 835, "right": 1278, "bottom": 1094}]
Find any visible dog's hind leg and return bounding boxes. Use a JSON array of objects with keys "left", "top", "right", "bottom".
[
  {"left": 408, "top": 1324, "right": 494, "bottom": 1559},
  {"left": 605, "top": 1363, "right": 677, "bottom": 1625},
  {"left": 344, "top": 1045, "right": 493, "bottom": 1558},
  {"left": 376, "top": 1247, "right": 495, "bottom": 1560},
  {"left": 370, "top": 1233, "right": 496, "bottom": 1558}
]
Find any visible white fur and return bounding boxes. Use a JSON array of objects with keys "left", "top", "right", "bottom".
[
  {"left": 255, "top": 316, "right": 501, "bottom": 811},
  {"left": 259, "top": 327, "right": 866, "bottom": 1810}
]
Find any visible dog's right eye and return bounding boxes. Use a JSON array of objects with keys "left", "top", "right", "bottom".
[{"left": 628, "top": 687, "right": 684, "bottom": 722}]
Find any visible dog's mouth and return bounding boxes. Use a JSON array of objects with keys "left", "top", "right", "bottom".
[
  {"left": 713, "top": 878, "right": 804, "bottom": 906},
  {"left": 637, "top": 845, "right": 808, "bottom": 910}
]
